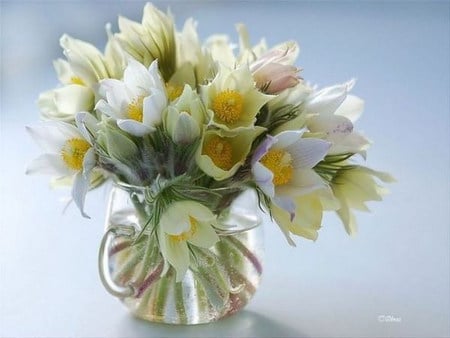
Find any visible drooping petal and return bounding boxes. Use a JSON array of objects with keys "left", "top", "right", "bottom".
[
  {"left": 158, "top": 231, "right": 190, "bottom": 282},
  {"left": 71, "top": 171, "right": 90, "bottom": 218},
  {"left": 271, "top": 204, "right": 296, "bottom": 246}
]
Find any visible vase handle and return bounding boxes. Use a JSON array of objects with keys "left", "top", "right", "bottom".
[{"left": 98, "top": 225, "right": 137, "bottom": 298}]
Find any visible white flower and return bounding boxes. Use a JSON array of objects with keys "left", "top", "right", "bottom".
[
  {"left": 26, "top": 113, "right": 98, "bottom": 217},
  {"left": 286, "top": 80, "right": 370, "bottom": 156},
  {"left": 201, "top": 64, "right": 272, "bottom": 132},
  {"left": 158, "top": 201, "right": 219, "bottom": 281},
  {"left": 252, "top": 130, "right": 330, "bottom": 220},
  {"left": 96, "top": 59, "right": 168, "bottom": 137}
]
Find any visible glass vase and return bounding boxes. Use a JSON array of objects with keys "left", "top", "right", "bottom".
[{"left": 98, "top": 182, "right": 264, "bottom": 324}]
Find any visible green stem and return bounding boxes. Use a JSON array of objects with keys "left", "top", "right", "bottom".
[
  {"left": 174, "top": 281, "right": 187, "bottom": 323},
  {"left": 153, "top": 268, "right": 173, "bottom": 319}
]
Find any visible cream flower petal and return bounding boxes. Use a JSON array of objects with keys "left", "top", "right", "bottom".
[
  {"left": 277, "top": 169, "right": 326, "bottom": 197},
  {"left": 158, "top": 231, "right": 190, "bottom": 282},
  {"left": 188, "top": 222, "right": 219, "bottom": 248},
  {"left": 271, "top": 204, "right": 296, "bottom": 246}
]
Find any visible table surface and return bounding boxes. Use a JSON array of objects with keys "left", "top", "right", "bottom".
[{"left": 1, "top": 1, "right": 449, "bottom": 337}]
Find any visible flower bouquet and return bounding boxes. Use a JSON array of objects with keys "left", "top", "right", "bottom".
[{"left": 27, "top": 3, "right": 393, "bottom": 325}]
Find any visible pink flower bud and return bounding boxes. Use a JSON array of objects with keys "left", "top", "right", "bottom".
[{"left": 253, "top": 63, "right": 300, "bottom": 94}]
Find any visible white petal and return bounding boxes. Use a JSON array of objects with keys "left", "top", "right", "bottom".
[
  {"left": 172, "top": 112, "right": 200, "bottom": 144},
  {"left": 252, "top": 162, "right": 275, "bottom": 197},
  {"left": 147, "top": 59, "right": 165, "bottom": 89},
  {"left": 117, "top": 119, "right": 153, "bottom": 137},
  {"left": 335, "top": 95, "right": 364, "bottom": 123},
  {"left": 72, "top": 171, "right": 90, "bottom": 218},
  {"left": 98, "top": 79, "right": 130, "bottom": 116},
  {"left": 142, "top": 90, "right": 167, "bottom": 127},
  {"left": 287, "top": 138, "right": 331, "bottom": 169},
  {"left": 27, "top": 122, "right": 81, "bottom": 153},
  {"left": 304, "top": 81, "right": 353, "bottom": 115},
  {"left": 273, "top": 130, "right": 305, "bottom": 149},
  {"left": 123, "top": 58, "right": 152, "bottom": 95},
  {"left": 26, "top": 154, "right": 72, "bottom": 176}
]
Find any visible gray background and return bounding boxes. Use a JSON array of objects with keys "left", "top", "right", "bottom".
[{"left": 1, "top": 1, "right": 449, "bottom": 337}]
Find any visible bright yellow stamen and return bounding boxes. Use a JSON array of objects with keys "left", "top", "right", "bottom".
[
  {"left": 212, "top": 89, "right": 243, "bottom": 124},
  {"left": 166, "top": 83, "right": 183, "bottom": 102},
  {"left": 169, "top": 216, "right": 198, "bottom": 242},
  {"left": 70, "top": 76, "right": 85, "bottom": 86},
  {"left": 61, "top": 138, "right": 90, "bottom": 171},
  {"left": 202, "top": 135, "right": 234, "bottom": 171},
  {"left": 260, "top": 149, "right": 294, "bottom": 186},
  {"left": 127, "top": 96, "right": 145, "bottom": 122}
]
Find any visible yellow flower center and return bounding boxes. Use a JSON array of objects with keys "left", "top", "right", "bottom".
[
  {"left": 127, "top": 96, "right": 145, "bottom": 122},
  {"left": 202, "top": 135, "right": 233, "bottom": 171},
  {"left": 165, "top": 83, "right": 183, "bottom": 102},
  {"left": 61, "top": 138, "right": 91, "bottom": 171},
  {"left": 169, "top": 216, "right": 198, "bottom": 242},
  {"left": 70, "top": 76, "right": 85, "bottom": 86},
  {"left": 212, "top": 89, "right": 243, "bottom": 124},
  {"left": 260, "top": 149, "right": 294, "bottom": 186}
]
